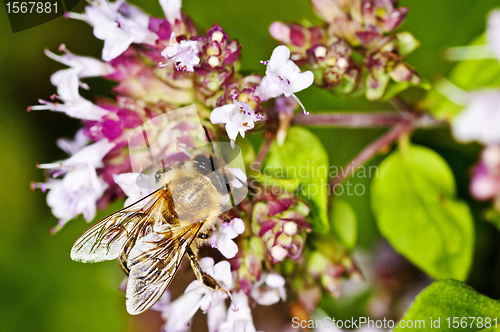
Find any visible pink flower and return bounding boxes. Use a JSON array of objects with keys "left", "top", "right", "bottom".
[
  {"left": 269, "top": 22, "right": 291, "bottom": 44},
  {"left": 45, "top": 45, "right": 114, "bottom": 101},
  {"left": 218, "top": 291, "right": 257, "bottom": 332},
  {"left": 29, "top": 46, "right": 114, "bottom": 120},
  {"left": 161, "top": 258, "right": 233, "bottom": 332},
  {"left": 30, "top": 96, "right": 110, "bottom": 121},
  {"left": 56, "top": 129, "right": 90, "bottom": 156},
  {"left": 210, "top": 101, "right": 263, "bottom": 148},
  {"left": 210, "top": 218, "right": 245, "bottom": 258},
  {"left": 113, "top": 172, "right": 153, "bottom": 207},
  {"left": 75, "top": 0, "right": 158, "bottom": 61},
  {"left": 160, "top": 0, "right": 182, "bottom": 24},
  {"left": 44, "top": 178, "right": 106, "bottom": 227},
  {"left": 471, "top": 146, "right": 500, "bottom": 201},
  {"left": 256, "top": 45, "right": 314, "bottom": 114},
  {"left": 34, "top": 140, "right": 115, "bottom": 226},
  {"left": 250, "top": 272, "right": 286, "bottom": 305},
  {"left": 252, "top": 193, "right": 311, "bottom": 263},
  {"left": 160, "top": 33, "right": 200, "bottom": 72}
]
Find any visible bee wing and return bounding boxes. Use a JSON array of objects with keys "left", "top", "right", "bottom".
[
  {"left": 125, "top": 222, "right": 203, "bottom": 315},
  {"left": 70, "top": 188, "right": 167, "bottom": 263}
]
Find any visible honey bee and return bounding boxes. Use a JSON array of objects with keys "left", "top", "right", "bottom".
[{"left": 71, "top": 132, "right": 244, "bottom": 315}]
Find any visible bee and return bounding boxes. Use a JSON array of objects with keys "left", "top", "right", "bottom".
[{"left": 71, "top": 131, "right": 242, "bottom": 315}]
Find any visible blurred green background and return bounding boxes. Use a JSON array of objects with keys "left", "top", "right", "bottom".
[{"left": 1, "top": 0, "right": 500, "bottom": 331}]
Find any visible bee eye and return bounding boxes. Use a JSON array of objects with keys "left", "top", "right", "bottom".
[
  {"left": 155, "top": 171, "right": 163, "bottom": 183},
  {"left": 154, "top": 167, "right": 171, "bottom": 183}
]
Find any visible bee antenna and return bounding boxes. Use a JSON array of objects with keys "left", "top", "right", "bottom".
[
  {"left": 202, "top": 126, "right": 215, "bottom": 154},
  {"left": 141, "top": 125, "right": 156, "bottom": 167},
  {"left": 236, "top": 177, "right": 256, "bottom": 194},
  {"left": 202, "top": 126, "right": 216, "bottom": 173}
]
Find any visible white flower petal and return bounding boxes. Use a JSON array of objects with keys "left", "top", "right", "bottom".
[
  {"left": 289, "top": 70, "right": 314, "bottom": 93},
  {"left": 452, "top": 90, "right": 500, "bottom": 145},
  {"left": 219, "top": 291, "right": 256, "bottom": 332},
  {"left": 162, "top": 291, "right": 202, "bottom": 332},
  {"left": 212, "top": 218, "right": 245, "bottom": 258},
  {"left": 265, "top": 273, "right": 285, "bottom": 288},
  {"left": 50, "top": 69, "right": 81, "bottom": 102},
  {"left": 217, "top": 239, "right": 239, "bottom": 259},
  {"left": 56, "top": 129, "right": 90, "bottom": 156},
  {"left": 207, "top": 301, "right": 227, "bottom": 332},
  {"left": 231, "top": 218, "right": 245, "bottom": 234},
  {"left": 225, "top": 122, "right": 240, "bottom": 142},
  {"left": 211, "top": 105, "right": 236, "bottom": 124},
  {"left": 257, "top": 45, "right": 313, "bottom": 112},
  {"left": 160, "top": 0, "right": 182, "bottom": 24},
  {"left": 229, "top": 168, "right": 246, "bottom": 188},
  {"left": 268, "top": 45, "right": 291, "bottom": 71},
  {"left": 113, "top": 172, "right": 152, "bottom": 207},
  {"left": 83, "top": 0, "right": 158, "bottom": 61},
  {"left": 64, "top": 139, "right": 115, "bottom": 168}
]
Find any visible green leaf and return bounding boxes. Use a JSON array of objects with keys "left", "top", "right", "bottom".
[
  {"left": 265, "top": 127, "right": 329, "bottom": 231},
  {"left": 252, "top": 174, "right": 299, "bottom": 192},
  {"left": 330, "top": 199, "right": 357, "bottom": 250},
  {"left": 394, "top": 279, "right": 500, "bottom": 332},
  {"left": 371, "top": 144, "right": 474, "bottom": 280}
]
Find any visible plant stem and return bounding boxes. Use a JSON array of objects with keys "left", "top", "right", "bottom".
[
  {"left": 329, "top": 122, "right": 412, "bottom": 189},
  {"left": 254, "top": 132, "right": 275, "bottom": 169},
  {"left": 390, "top": 96, "right": 412, "bottom": 113},
  {"left": 292, "top": 112, "right": 412, "bottom": 127}
]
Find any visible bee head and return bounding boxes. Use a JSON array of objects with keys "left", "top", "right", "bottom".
[{"left": 192, "top": 153, "right": 234, "bottom": 196}]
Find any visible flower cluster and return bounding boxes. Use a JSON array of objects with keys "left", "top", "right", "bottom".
[
  {"left": 32, "top": 0, "right": 315, "bottom": 227},
  {"left": 30, "top": 0, "right": 329, "bottom": 330},
  {"left": 252, "top": 192, "right": 311, "bottom": 263},
  {"left": 269, "top": 0, "right": 421, "bottom": 100}
]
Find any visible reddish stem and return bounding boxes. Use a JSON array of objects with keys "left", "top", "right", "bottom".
[
  {"left": 292, "top": 112, "right": 413, "bottom": 127},
  {"left": 328, "top": 122, "right": 412, "bottom": 190},
  {"left": 254, "top": 132, "right": 275, "bottom": 169}
]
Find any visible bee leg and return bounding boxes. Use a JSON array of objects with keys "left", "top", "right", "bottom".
[
  {"left": 118, "top": 253, "right": 130, "bottom": 276},
  {"left": 187, "top": 246, "right": 227, "bottom": 292}
]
